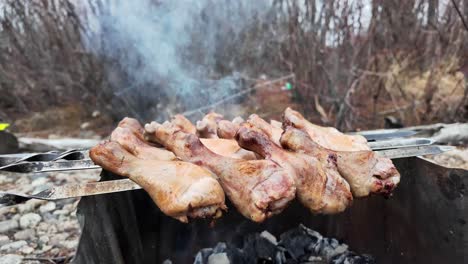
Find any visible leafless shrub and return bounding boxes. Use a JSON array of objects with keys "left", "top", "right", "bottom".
[
  {"left": 0, "top": 0, "right": 108, "bottom": 120},
  {"left": 0, "top": 0, "right": 467, "bottom": 130}
]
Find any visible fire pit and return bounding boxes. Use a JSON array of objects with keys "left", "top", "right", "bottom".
[
  {"left": 73, "top": 157, "right": 468, "bottom": 263},
  {"left": 0, "top": 117, "right": 468, "bottom": 263}
]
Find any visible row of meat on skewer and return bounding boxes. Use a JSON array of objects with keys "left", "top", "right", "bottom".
[{"left": 89, "top": 108, "right": 400, "bottom": 223}]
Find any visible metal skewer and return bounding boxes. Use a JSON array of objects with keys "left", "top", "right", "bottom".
[
  {"left": 0, "top": 144, "right": 456, "bottom": 206},
  {"left": 376, "top": 145, "right": 455, "bottom": 159},
  {"left": 0, "top": 179, "right": 141, "bottom": 206},
  {"left": 0, "top": 140, "right": 447, "bottom": 173},
  {"left": 351, "top": 129, "right": 417, "bottom": 141},
  {"left": 368, "top": 138, "right": 434, "bottom": 150}
]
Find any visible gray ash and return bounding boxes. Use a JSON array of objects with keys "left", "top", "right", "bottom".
[{"left": 192, "top": 224, "right": 374, "bottom": 264}]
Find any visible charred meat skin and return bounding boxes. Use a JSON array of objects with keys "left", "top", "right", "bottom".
[
  {"left": 90, "top": 141, "right": 226, "bottom": 223},
  {"left": 236, "top": 122, "right": 352, "bottom": 214},
  {"left": 145, "top": 121, "right": 296, "bottom": 222}
]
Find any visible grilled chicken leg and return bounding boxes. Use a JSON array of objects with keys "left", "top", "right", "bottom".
[
  {"left": 217, "top": 120, "right": 239, "bottom": 139},
  {"left": 111, "top": 125, "right": 176, "bottom": 161},
  {"left": 195, "top": 112, "right": 244, "bottom": 139},
  {"left": 247, "top": 114, "right": 283, "bottom": 146},
  {"left": 168, "top": 116, "right": 256, "bottom": 160},
  {"left": 196, "top": 112, "right": 223, "bottom": 138},
  {"left": 189, "top": 113, "right": 249, "bottom": 143},
  {"left": 171, "top": 114, "right": 197, "bottom": 134},
  {"left": 280, "top": 127, "right": 400, "bottom": 197},
  {"left": 270, "top": 119, "right": 283, "bottom": 129},
  {"left": 199, "top": 138, "right": 257, "bottom": 160},
  {"left": 144, "top": 121, "right": 296, "bottom": 222},
  {"left": 118, "top": 117, "right": 146, "bottom": 138},
  {"left": 283, "top": 107, "right": 369, "bottom": 151},
  {"left": 236, "top": 122, "right": 352, "bottom": 214},
  {"left": 90, "top": 141, "right": 226, "bottom": 223}
]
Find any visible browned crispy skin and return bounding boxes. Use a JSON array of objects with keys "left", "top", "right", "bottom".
[
  {"left": 280, "top": 127, "right": 400, "bottom": 197},
  {"left": 236, "top": 122, "right": 352, "bottom": 214},
  {"left": 196, "top": 112, "right": 223, "bottom": 138},
  {"left": 145, "top": 121, "right": 296, "bottom": 222},
  {"left": 111, "top": 118, "right": 176, "bottom": 161},
  {"left": 90, "top": 141, "right": 226, "bottom": 223},
  {"left": 283, "top": 107, "right": 369, "bottom": 151}
]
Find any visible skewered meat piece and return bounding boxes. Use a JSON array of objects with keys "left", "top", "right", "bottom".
[
  {"left": 217, "top": 120, "right": 239, "bottom": 139},
  {"left": 111, "top": 118, "right": 176, "bottom": 161},
  {"left": 280, "top": 127, "right": 400, "bottom": 197},
  {"left": 90, "top": 141, "right": 226, "bottom": 223},
  {"left": 171, "top": 114, "right": 197, "bottom": 134},
  {"left": 270, "top": 119, "right": 283, "bottom": 129},
  {"left": 193, "top": 112, "right": 243, "bottom": 139},
  {"left": 117, "top": 117, "right": 147, "bottom": 141},
  {"left": 232, "top": 116, "right": 245, "bottom": 125},
  {"left": 144, "top": 121, "right": 296, "bottom": 222},
  {"left": 216, "top": 116, "right": 245, "bottom": 139},
  {"left": 117, "top": 117, "right": 164, "bottom": 148},
  {"left": 199, "top": 138, "right": 257, "bottom": 160},
  {"left": 283, "top": 107, "right": 369, "bottom": 151},
  {"left": 236, "top": 122, "right": 352, "bottom": 214},
  {"left": 247, "top": 114, "right": 283, "bottom": 146},
  {"left": 167, "top": 116, "right": 256, "bottom": 160},
  {"left": 170, "top": 114, "right": 236, "bottom": 139},
  {"left": 196, "top": 112, "right": 223, "bottom": 138}
]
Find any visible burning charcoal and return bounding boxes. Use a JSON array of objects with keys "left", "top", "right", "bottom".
[
  {"left": 224, "top": 244, "right": 245, "bottom": 263},
  {"left": 317, "top": 238, "right": 348, "bottom": 260},
  {"left": 306, "top": 255, "right": 326, "bottom": 263},
  {"left": 194, "top": 242, "right": 245, "bottom": 264},
  {"left": 208, "top": 253, "right": 230, "bottom": 264},
  {"left": 192, "top": 225, "right": 373, "bottom": 264},
  {"left": 279, "top": 226, "right": 319, "bottom": 260},
  {"left": 260, "top": 230, "right": 278, "bottom": 245},
  {"left": 213, "top": 242, "right": 227, "bottom": 253},
  {"left": 330, "top": 252, "right": 375, "bottom": 264},
  {"left": 194, "top": 248, "right": 214, "bottom": 264},
  {"left": 275, "top": 250, "right": 287, "bottom": 264},
  {"left": 242, "top": 233, "right": 277, "bottom": 263},
  {"left": 300, "top": 225, "right": 323, "bottom": 241}
]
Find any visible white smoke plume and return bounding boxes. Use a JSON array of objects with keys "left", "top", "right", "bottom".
[{"left": 82, "top": 0, "right": 271, "bottom": 120}]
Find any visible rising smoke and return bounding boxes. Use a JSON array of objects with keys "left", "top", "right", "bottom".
[{"left": 83, "top": 0, "right": 272, "bottom": 121}]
